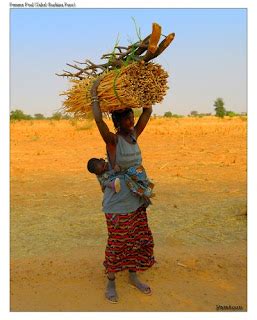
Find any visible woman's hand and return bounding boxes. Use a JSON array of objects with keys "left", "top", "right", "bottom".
[
  {"left": 143, "top": 105, "right": 153, "bottom": 111},
  {"left": 90, "top": 77, "right": 101, "bottom": 97},
  {"left": 90, "top": 76, "right": 117, "bottom": 145}
]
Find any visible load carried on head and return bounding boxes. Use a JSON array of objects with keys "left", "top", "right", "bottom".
[{"left": 56, "top": 22, "right": 175, "bottom": 116}]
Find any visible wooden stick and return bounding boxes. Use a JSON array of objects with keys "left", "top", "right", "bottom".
[{"left": 148, "top": 22, "right": 162, "bottom": 53}]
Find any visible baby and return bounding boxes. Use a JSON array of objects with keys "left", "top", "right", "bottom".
[
  {"left": 87, "top": 158, "right": 121, "bottom": 193},
  {"left": 87, "top": 158, "right": 154, "bottom": 204}
]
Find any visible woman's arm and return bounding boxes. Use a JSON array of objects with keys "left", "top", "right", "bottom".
[
  {"left": 134, "top": 106, "right": 153, "bottom": 138},
  {"left": 90, "top": 79, "right": 117, "bottom": 145}
]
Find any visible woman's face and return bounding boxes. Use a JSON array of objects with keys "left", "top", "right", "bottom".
[{"left": 119, "top": 111, "right": 134, "bottom": 133}]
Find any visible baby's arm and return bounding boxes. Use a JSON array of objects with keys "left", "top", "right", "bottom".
[{"left": 106, "top": 164, "right": 120, "bottom": 176}]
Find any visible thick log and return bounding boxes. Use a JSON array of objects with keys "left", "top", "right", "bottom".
[
  {"left": 56, "top": 24, "right": 175, "bottom": 79},
  {"left": 148, "top": 23, "right": 162, "bottom": 53},
  {"left": 153, "top": 33, "right": 175, "bottom": 57},
  {"left": 143, "top": 33, "right": 175, "bottom": 62},
  {"left": 133, "top": 34, "right": 151, "bottom": 56}
]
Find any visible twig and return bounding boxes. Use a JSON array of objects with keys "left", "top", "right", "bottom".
[
  {"left": 177, "top": 262, "right": 187, "bottom": 268},
  {"left": 160, "top": 162, "right": 169, "bottom": 169},
  {"left": 56, "top": 23, "right": 175, "bottom": 80},
  {"left": 186, "top": 230, "right": 214, "bottom": 242}
]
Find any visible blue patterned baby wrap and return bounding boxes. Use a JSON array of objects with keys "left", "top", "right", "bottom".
[{"left": 124, "top": 165, "right": 154, "bottom": 200}]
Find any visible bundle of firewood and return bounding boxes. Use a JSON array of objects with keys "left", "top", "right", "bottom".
[
  {"left": 57, "top": 22, "right": 175, "bottom": 116},
  {"left": 60, "top": 62, "right": 168, "bottom": 115}
]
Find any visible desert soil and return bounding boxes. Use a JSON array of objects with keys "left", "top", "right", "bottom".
[{"left": 10, "top": 117, "right": 247, "bottom": 311}]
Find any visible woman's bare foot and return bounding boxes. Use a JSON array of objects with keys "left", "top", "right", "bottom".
[
  {"left": 128, "top": 271, "right": 152, "bottom": 295},
  {"left": 105, "top": 276, "right": 118, "bottom": 303}
]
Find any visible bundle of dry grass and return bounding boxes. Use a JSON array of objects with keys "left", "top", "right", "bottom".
[{"left": 60, "top": 62, "right": 169, "bottom": 116}]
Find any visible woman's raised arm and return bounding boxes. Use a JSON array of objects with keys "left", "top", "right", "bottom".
[
  {"left": 90, "top": 79, "right": 117, "bottom": 145},
  {"left": 134, "top": 106, "right": 153, "bottom": 138}
]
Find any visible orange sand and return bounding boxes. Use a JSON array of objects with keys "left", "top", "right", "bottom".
[{"left": 10, "top": 117, "right": 247, "bottom": 311}]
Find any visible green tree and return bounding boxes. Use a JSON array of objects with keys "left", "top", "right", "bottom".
[
  {"left": 214, "top": 98, "right": 226, "bottom": 118},
  {"left": 10, "top": 109, "right": 32, "bottom": 120},
  {"left": 51, "top": 112, "right": 63, "bottom": 120},
  {"left": 164, "top": 111, "right": 172, "bottom": 118},
  {"left": 190, "top": 110, "right": 198, "bottom": 117},
  {"left": 34, "top": 113, "right": 45, "bottom": 120},
  {"left": 225, "top": 111, "right": 237, "bottom": 117}
]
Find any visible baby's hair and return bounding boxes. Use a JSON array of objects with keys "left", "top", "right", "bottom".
[{"left": 87, "top": 158, "right": 99, "bottom": 174}]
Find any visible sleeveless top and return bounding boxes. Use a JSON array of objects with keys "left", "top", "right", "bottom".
[{"left": 102, "top": 134, "right": 146, "bottom": 213}]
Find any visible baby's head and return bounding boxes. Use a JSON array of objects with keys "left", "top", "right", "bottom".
[{"left": 87, "top": 158, "right": 108, "bottom": 175}]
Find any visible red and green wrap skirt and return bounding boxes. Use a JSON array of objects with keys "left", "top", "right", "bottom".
[{"left": 103, "top": 205, "right": 156, "bottom": 273}]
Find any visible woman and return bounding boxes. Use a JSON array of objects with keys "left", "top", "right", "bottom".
[{"left": 90, "top": 78, "right": 156, "bottom": 303}]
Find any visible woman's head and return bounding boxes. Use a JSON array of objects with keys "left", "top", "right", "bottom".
[{"left": 111, "top": 108, "right": 134, "bottom": 134}]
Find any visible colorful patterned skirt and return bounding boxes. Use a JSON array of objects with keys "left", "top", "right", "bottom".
[{"left": 103, "top": 205, "right": 156, "bottom": 273}]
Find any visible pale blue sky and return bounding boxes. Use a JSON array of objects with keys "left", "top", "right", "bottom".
[{"left": 10, "top": 8, "right": 247, "bottom": 116}]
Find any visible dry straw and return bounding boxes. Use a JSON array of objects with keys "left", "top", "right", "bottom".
[{"left": 60, "top": 62, "right": 169, "bottom": 117}]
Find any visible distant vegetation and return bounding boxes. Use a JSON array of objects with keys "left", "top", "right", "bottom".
[
  {"left": 10, "top": 109, "right": 33, "bottom": 120},
  {"left": 163, "top": 111, "right": 183, "bottom": 118},
  {"left": 189, "top": 111, "right": 212, "bottom": 118},
  {"left": 188, "top": 97, "right": 245, "bottom": 118},
  {"left": 10, "top": 102, "right": 246, "bottom": 121},
  {"left": 34, "top": 113, "right": 45, "bottom": 120},
  {"left": 213, "top": 97, "right": 243, "bottom": 118},
  {"left": 10, "top": 109, "right": 72, "bottom": 121},
  {"left": 214, "top": 98, "right": 226, "bottom": 118}
]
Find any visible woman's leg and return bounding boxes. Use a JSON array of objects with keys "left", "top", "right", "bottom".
[
  {"left": 105, "top": 272, "right": 118, "bottom": 303},
  {"left": 128, "top": 270, "right": 152, "bottom": 295}
]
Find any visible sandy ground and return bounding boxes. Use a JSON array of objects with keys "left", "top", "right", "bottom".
[{"left": 10, "top": 117, "right": 247, "bottom": 311}]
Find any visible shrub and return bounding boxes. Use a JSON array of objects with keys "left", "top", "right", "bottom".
[
  {"left": 214, "top": 98, "right": 226, "bottom": 118},
  {"left": 190, "top": 111, "right": 198, "bottom": 117},
  {"left": 10, "top": 109, "right": 32, "bottom": 120},
  {"left": 51, "top": 112, "right": 63, "bottom": 120},
  {"left": 164, "top": 111, "right": 172, "bottom": 118},
  {"left": 226, "top": 111, "right": 238, "bottom": 117},
  {"left": 34, "top": 113, "right": 45, "bottom": 120}
]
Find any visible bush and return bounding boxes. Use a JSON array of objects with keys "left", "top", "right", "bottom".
[
  {"left": 214, "top": 98, "right": 226, "bottom": 118},
  {"left": 10, "top": 109, "right": 32, "bottom": 120},
  {"left": 164, "top": 111, "right": 183, "bottom": 118},
  {"left": 226, "top": 111, "right": 238, "bottom": 117},
  {"left": 172, "top": 114, "right": 183, "bottom": 118},
  {"left": 190, "top": 111, "right": 198, "bottom": 117},
  {"left": 164, "top": 111, "right": 172, "bottom": 118},
  {"left": 50, "top": 112, "right": 63, "bottom": 120},
  {"left": 34, "top": 113, "right": 45, "bottom": 120}
]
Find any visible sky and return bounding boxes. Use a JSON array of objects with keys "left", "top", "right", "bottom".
[{"left": 10, "top": 8, "right": 247, "bottom": 116}]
